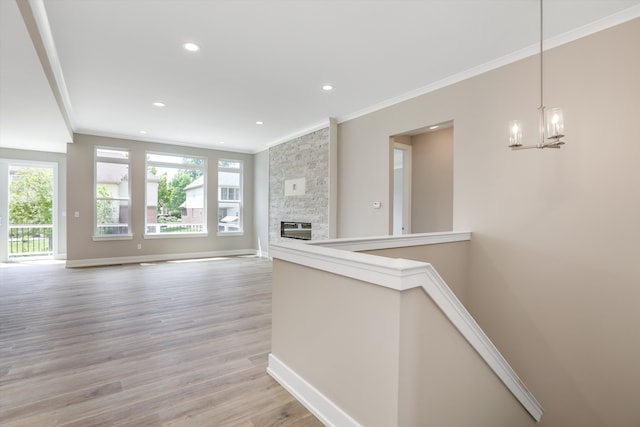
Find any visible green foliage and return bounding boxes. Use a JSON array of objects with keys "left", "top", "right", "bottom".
[
  {"left": 168, "top": 171, "right": 195, "bottom": 212},
  {"left": 9, "top": 168, "right": 53, "bottom": 225},
  {"left": 157, "top": 215, "right": 180, "bottom": 223},
  {"left": 96, "top": 185, "right": 115, "bottom": 224},
  {"left": 157, "top": 173, "right": 170, "bottom": 210},
  {"left": 149, "top": 162, "right": 203, "bottom": 222}
]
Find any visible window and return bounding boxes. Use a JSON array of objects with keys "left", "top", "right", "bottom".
[
  {"left": 218, "top": 159, "right": 243, "bottom": 234},
  {"left": 95, "top": 148, "right": 131, "bottom": 238},
  {"left": 220, "top": 187, "right": 239, "bottom": 201},
  {"left": 146, "top": 152, "right": 206, "bottom": 236}
]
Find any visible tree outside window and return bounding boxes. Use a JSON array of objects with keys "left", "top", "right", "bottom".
[
  {"left": 9, "top": 167, "right": 53, "bottom": 225},
  {"left": 146, "top": 153, "right": 206, "bottom": 235},
  {"left": 8, "top": 166, "right": 54, "bottom": 257}
]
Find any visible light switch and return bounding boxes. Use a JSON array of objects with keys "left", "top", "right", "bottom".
[
  {"left": 74, "top": 211, "right": 80, "bottom": 218},
  {"left": 372, "top": 201, "right": 381, "bottom": 209}
]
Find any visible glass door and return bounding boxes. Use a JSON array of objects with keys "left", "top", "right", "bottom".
[{"left": 1, "top": 161, "right": 55, "bottom": 261}]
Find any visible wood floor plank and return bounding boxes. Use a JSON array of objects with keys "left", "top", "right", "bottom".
[{"left": 0, "top": 257, "right": 322, "bottom": 426}]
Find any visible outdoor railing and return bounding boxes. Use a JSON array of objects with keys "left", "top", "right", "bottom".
[
  {"left": 96, "top": 224, "right": 129, "bottom": 235},
  {"left": 9, "top": 225, "right": 53, "bottom": 258},
  {"left": 146, "top": 223, "right": 204, "bottom": 234}
]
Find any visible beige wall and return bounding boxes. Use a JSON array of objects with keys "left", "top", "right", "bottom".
[
  {"left": 337, "top": 19, "right": 640, "bottom": 426},
  {"left": 363, "top": 240, "right": 469, "bottom": 304},
  {"left": 272, "top": 257, "right": 535, "bottom": 426},
  {"left": 272, "top": 259, "right": 402, "bottom": 427},
  {"left": 398, "top": 287, "right": 535, "bottom": 427},
  {"left": 411, "top": 127, "right": 453, "bottom": 232},
  {"left": 66, "top": 133, "right": 254, "bottom": 262}
]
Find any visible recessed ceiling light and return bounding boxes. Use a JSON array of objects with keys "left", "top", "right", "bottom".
[
  {"left": 256, "top": 121, "right": 264, "bottom": 125},
  {"left": 429, "top": 125, "right": 439, "bottom": 130},
  {"left": 152, "top": 102, "right": 165, "bottom": 107},
  {"left": 183, "top": 42, "right": 200, "bottom": 52},
  {"left": 322, "top": 84, "right": 334, "bottom": 91},
  {"left": 220, "top": 141, "right": 225, "bottom": 144},
  {"left": 139, "top": 130, "right": 147, "bottom": 134}
]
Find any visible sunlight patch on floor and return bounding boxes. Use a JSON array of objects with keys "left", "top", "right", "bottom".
[{"left": 168, "top": 257, "right": 230, "bottom": 264}]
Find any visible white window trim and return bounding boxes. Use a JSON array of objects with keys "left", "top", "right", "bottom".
[
  {"left": 145, "top": 151, "right": 207, "bottom": 239},
  {"left": 93, "top": 234, "right": 133, "bottom": 241},
  {"left": 217, "top": 231, "right": 245, "bottom": 237},
  {"left": 144, "top": 232, "right": 208, "bottom": 239},
  {"left": 94, "top": 147, "right": 131, "bottom": 240},
  {"left": 217, "top": 159, "right": 243, "bottom": 236}
]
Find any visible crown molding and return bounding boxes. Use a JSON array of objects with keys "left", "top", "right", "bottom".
[{"left": 337, "top": 6, "right": 640, "bottom": 124}]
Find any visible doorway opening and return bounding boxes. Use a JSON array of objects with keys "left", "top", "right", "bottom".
[
  {"left": 390, "top": 121, "right": 454, "bottom": 235},
  {"left": 393, "top": 142, "right": 412, "bottom": 235},
  {"left": 1, "top": 161, "right": 56, "bottom": 262}
]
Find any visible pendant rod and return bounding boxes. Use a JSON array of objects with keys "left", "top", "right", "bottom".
[
  {"left": 538, "top": 0, "right": 545, "bottom": 147},
  {"left": 539, "top": 0, "right": 544, "bottom": 110}
]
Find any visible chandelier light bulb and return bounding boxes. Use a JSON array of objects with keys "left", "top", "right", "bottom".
[
  {"left": 509, "top": 120, "right": 523, "bottom": 147},
  {"left": 545, "top": 107, "right": 564, "bottom": 140}
]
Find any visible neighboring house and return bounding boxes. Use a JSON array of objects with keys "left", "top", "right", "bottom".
[
  {"left": 96, "top": 162, "right": 128, "bottom": 225},
  {"left": 180, "top": 172, "right": 240, "bottom": 230},
  {"left": 218, "top": 170, "right": 240, "bottom": 231},
  {"left": 97, "top": 164, "right": 160, "bottom": 227},
  {"left": 180, "top": 175, "right": 204, "bottom": 224},
  {"left": 146, "top": 172, "right": 160, "bottom": 225}
]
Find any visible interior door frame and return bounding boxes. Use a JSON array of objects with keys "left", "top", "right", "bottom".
[{"left": 392, "top": 142, "right": 412, "bottom": 235}]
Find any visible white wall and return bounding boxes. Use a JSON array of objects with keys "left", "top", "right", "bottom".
[{"left": 253, "top": 149, "right": 270, "bottom": 257}]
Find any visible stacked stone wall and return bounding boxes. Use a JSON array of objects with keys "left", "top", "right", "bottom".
[{"left": 269, "top": 127, "right": 329, "bottom": 242}]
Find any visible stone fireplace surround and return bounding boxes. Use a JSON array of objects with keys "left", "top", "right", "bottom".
[{"left": 269, "top": 127, "right": 331, "bottom": 243}]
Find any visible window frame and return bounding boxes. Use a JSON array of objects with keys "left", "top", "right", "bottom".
[
  {"left": 144, "top": 151, "right": 208, "bottom": 239},
  {"left": 93, "top": 147, "right": 132, "bottom": 241},
  {"left": 217, "top": 159, "right": 244, "bottom": 236}
]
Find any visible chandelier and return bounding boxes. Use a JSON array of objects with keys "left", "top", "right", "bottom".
[{"left": 509, "top": 0, "right": 565, "bottom": 150}]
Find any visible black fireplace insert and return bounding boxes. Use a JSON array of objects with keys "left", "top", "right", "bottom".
[{"left": 280, "top": 221, "right": 312, "bottom": 240}]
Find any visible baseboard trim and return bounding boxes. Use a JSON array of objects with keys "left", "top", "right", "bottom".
[
  {"left": 65, "top": 249, "right": 257, "bottom": 268},
  {"left": 267, "top": 353, "right": 361, "bottom": 427}
]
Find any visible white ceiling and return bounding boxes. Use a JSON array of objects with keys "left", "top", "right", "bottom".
[{"left": 1, "top": 0, "right": 639, "bottom": 154}]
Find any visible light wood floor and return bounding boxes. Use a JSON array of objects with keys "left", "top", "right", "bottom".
[{"left": 0, "top": 256, "right": 322, "bottom": 427}]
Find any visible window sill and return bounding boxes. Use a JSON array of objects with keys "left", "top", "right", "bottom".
[
  {"left": 144, "top": 232, "right": 209, "bottom": 239},
  {"left": 217, "top": 231, "right": 245, "bottom": 237},
  {"left": 93, "top": 234, "right": 133, "bottom": 241}
]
